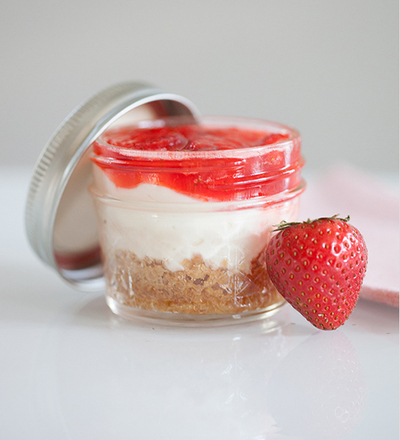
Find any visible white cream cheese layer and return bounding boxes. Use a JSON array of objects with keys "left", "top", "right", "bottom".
[{"left": 92, "top": 168, "right": 299, "bottom": 272}]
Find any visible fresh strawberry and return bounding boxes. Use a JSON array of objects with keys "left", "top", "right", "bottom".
[{"left": 266, "top": 216, "right": 367, "bottom": 330}]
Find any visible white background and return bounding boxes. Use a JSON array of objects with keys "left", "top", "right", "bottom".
[
  {"left": 0, "top": 0, "right": 398, "bottom": 173},
  {"left": 1, "top": 169, "right": 398, "bottom": 439}
]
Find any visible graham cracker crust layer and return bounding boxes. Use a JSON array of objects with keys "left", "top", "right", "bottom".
[{"left": 105, "top": 250, "right": 283, "bottom": 315}]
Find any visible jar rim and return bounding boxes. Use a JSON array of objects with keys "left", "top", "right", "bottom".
[{"left": 93, "top": 115, "right": 301, "bottom": 161}]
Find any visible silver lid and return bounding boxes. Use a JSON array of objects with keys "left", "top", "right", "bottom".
[{"left": 25, "top": 82, "right": 200, "bottom": 291}]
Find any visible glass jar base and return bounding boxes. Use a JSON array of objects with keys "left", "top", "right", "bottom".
[{"left": 106, "top": 295, "right": 287, "bottom": 327}]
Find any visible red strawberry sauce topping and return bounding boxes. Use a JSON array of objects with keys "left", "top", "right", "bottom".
[
  {"left": 100, "top": 125, "right": 289, "bottom": 152},
  {"left": 92, "top": 121, "right": 304, "bottom": 202}
]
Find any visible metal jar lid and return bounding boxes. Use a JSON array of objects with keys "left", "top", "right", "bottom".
[{"left": 25, "top": 82, "right": 200, "bottom": 291}]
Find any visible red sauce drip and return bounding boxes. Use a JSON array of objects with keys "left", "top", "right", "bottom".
[{"left": 92, "top": 124, "right": 302, "bottom": 201}]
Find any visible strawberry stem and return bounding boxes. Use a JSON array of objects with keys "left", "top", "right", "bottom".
[{"left": 272, "top": 215, "right": 350, "bottom": 232}]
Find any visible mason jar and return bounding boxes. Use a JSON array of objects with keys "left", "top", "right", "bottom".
[
  {"left": 89, "top": 115, "right": 305, "bottom": 325},
  {"left": 25, "top": 82, "right": 305, "bottom": 326}
]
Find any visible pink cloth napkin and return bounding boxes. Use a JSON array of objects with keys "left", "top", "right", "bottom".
[{"left": 299, "top": 164, "right": 399, "bottom": 307}]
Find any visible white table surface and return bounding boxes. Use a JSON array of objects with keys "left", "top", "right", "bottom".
[{"left": 1, "top": 167, "right": 398, "bottom": 440}]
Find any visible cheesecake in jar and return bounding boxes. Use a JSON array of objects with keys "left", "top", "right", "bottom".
[{"left": 90, "top": 115, "right": 305, "bottom": 324}]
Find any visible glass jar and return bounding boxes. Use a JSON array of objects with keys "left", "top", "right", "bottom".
[{"left": 89, "top": 115, "right": 305, "bottom": 325}]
